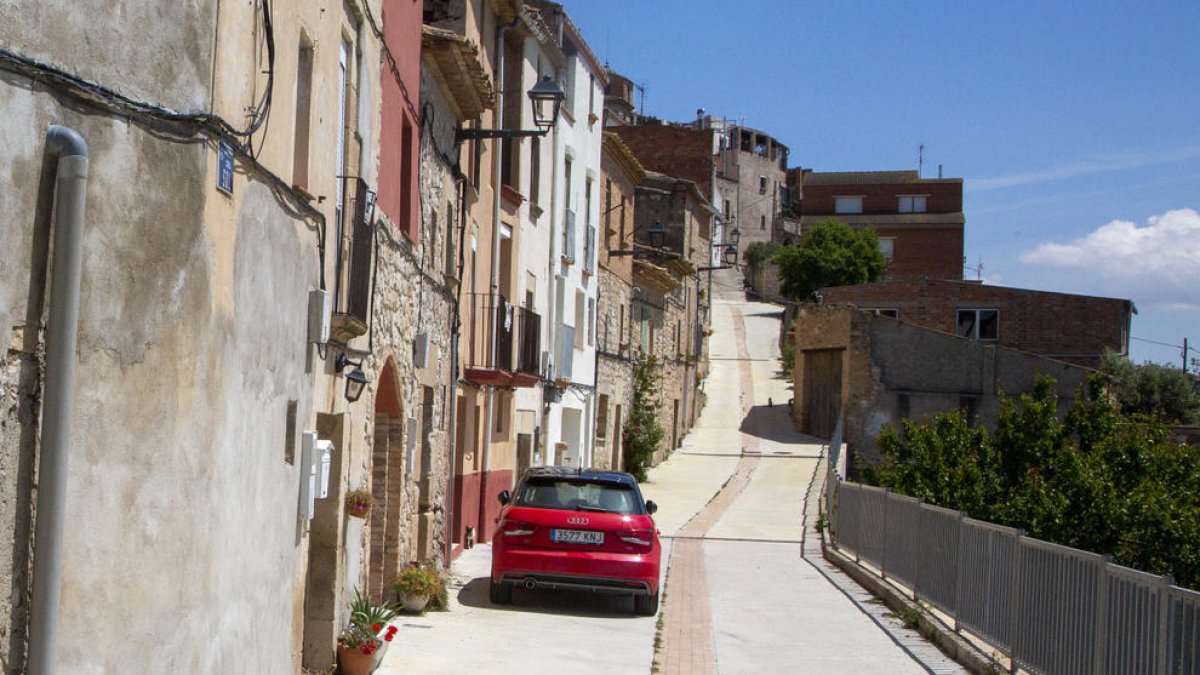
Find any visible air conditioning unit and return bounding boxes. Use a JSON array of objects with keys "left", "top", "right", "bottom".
[{"left": 413, "top": 332, "right": 430, "bottom": 369}]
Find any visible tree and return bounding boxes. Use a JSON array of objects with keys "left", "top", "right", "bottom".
[
  {"left": 1101, "top": 351, "right": 1200, "bottom": 424},
  {"left": 772, "top": 220, "right": 886, "bottom": 301},
  {"left": 622, "top": 353, "right": 665, "bottom": 482},
  {"left": 870, "top": 375, "right": 1200, "bottom": 589}
]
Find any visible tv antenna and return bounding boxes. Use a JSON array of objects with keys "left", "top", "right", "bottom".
[
  {"left": 635, "top": 81, "right": 648, "bottom": 118},
  {"left": 964, "top": 255, "right": 984, "bottom": 281},
  {"left": 918, "top": 143, "right": 925, "bottom": 178}
]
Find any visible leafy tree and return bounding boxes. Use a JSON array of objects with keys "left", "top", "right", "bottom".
[
  {"left": 1101, "top": 351, "right": 1200, "bottom": 424},
  {"left": 871, "top": 374, "right": 1200, "bottom": 589},
  {"left": 622, "top": 353, "right": 665, "bottom": 482},
  {"left": 742, "top": 241, "right": 781, "bottom": 268},
  {"left": 772, "top": 220, "right": 886, "bottom": 301}
]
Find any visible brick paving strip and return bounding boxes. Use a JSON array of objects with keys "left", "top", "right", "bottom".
[{"left": 655, "top": 307, "right": 761, "bottom": 674}]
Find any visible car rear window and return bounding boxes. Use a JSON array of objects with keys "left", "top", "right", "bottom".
[{"left": 514, "top": 478, "right": 643, "bottom": 514}]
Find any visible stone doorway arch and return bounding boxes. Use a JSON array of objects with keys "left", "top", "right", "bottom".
[{"left": 368, "top": 357, "right": 407, "bottom": 600}]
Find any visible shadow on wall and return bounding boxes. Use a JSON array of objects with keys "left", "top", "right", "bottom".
[{"left": 737, "top": 404, "right": 826, "bottom": 446}]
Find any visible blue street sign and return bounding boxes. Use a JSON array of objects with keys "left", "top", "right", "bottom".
[{"left": 217, "top": 140, "right": 234, "bottom": 195}]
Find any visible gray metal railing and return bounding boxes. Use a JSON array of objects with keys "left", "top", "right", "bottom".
[{"left": 827, "top": 479, "right": 1200, "bottom": 675}]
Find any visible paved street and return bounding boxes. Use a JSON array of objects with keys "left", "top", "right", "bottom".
[{"left": 377, "top": 270, "right": 961, "bottom": 674}]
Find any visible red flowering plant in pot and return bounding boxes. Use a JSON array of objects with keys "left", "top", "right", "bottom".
[{"left": 337, "top": 588, "right": 399, "bottom": 675}]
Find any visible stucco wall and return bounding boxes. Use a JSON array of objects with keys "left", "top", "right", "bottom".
[{"left": 1, "top": 86, "right": 319, "bottom": 673}]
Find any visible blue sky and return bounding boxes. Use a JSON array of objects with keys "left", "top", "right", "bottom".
[{"left": 560, "top": 0, "right": 1200, "bottom": 366}]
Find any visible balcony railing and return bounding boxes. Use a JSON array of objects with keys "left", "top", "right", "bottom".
[
  {"left": 462, "top": 293, "right": 541, "bottom": 387},
  {"left": 331, "top": 176, "right": 375, "bottom": 341}
]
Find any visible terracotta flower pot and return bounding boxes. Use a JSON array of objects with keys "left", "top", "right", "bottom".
[
  {"left": 337, "top": 644, "right": 375, "bottom": 675},
  {"left": 347, "top": 503, "right": 371, "bottom": 519}
]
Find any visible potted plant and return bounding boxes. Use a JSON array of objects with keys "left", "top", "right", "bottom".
[
  {"left": 392, "top": 563, "right": 440, "bottom": 613},
  {"left": 337, "top": 588, "right": 399, "bottom": 675},
  {"left": 345, "top": 488, "right": 374, "bottom": 519}
]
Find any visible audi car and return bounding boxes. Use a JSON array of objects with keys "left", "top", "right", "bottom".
[{"left": 489, "top": 467, "right": 662, "bottom": 615}]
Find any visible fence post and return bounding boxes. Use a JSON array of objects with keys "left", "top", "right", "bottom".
[
  {"left": 881, "top": 488, "right": 890, "bottom": 580},
  {"left": 1156, "top": 574, "right": 1173, "bottom": 675},
  {"left": 1093, "top": 554, "right": 1111, "bottom": 675},
  {"left": 913, "top": 497, "right": 924, "bottom": 603},
  {"left": 953, "top": 510, "right": 966, "bottom": 633},
  {"left": 1009, "top": 530, "right": 1026, "bottom": 675}
]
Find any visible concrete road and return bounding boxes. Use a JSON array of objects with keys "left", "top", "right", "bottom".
[{"left": 376, "top": 269, "right": 960, "bottom": 674}]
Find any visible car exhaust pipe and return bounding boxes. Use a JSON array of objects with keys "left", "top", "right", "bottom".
[{"left": 524, "top": 578, "right": 538, "bottom": 591}]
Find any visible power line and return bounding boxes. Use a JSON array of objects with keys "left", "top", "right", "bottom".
[{"left": 1131, "top": 336, "right": 1184, "bottom": 349}]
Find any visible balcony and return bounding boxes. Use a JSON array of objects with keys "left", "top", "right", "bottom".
[
  {"left": 462, "top": 293, "right": 541, "bottom": 388},
  {"left": 331, "top": 176, "right": 374, "bottom": 343}
]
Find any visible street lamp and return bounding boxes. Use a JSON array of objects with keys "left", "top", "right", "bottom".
[
  {"left": 647, "top": 220, "right": 667, "bottom": 249},
  {"left": 335, "top": 353, "right": 371, "bottom": 403},
  {"left": 727, "top": 227, "right": 741, "bottom": 248},
  {"left": 456, "top": 75, "right": 566, "bottom": 143}
]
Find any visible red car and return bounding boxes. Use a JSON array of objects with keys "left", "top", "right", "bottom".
[{"left": 490, "top": 467, "right": 662, "bottom": 615}]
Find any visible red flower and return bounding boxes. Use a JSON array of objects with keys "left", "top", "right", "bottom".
[
  {"left": 387, "top": 626, "right": 398, "bottom": 635},
  {"left": 373, "top": 623, "right": 382, "bottom": 633},
  {"left": 384, "top": 633, "right": 394, "bottom": 642}
]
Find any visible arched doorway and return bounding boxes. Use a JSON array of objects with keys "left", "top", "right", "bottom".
[{"left": 369, "top": 358, "right": 406, "bottom": 600}]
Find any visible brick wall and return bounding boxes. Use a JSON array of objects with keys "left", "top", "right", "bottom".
[
  {"left": 875, "top": 226, "right": 964, "bottom": 280},
  {"left": 801, "top": 179, "right": 962, "bottom": 215},
  {"left": 822, "top": 279, "right": 1131, "bottom": 368},
  {"left": 609, "top": 124, "right": 714, "bottom": 199}
]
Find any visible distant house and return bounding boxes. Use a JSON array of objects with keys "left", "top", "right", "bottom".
[
  {"left": 821, "top": 278, "right": 1133, "bottom": 369},
  {"left": 789, "top": 304, "right": 1095, "bottom": 465},
  {"left": 791, "top": 169, "right": 964, "bottom": 281}
]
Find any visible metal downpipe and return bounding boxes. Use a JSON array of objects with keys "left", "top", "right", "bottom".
[{"left": 29, "top": 125, "right": 89, "bottom": 675}]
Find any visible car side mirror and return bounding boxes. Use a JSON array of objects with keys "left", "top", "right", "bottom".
[
  {"left": 645, "top": 500, "right": 657, "bottom": 515},
  {"left": 498, "top": 490, "right": 511, "bottom": 505}
]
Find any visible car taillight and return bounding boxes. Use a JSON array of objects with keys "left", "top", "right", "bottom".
[
  {"left": 502, "top": 522, "right": 536, "bottom": 537},
  {"left": 619, "top": 528, "right": 654, "bottom": 550}
]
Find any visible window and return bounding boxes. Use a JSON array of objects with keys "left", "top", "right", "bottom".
[
  {"left": 835, "top": 196, "right": 863, "bottom": 214},
  {"left": 575, "top": 290, "right": 585, "bottom": 348},
  {"left": 898, "top": 195, "right": 927, "bottom": 213},
  {"left": 879, "top": 237, "right": 895, "bottom": 261},
  {"left": 866, "top": 308, "right": 899, "bottom": 318},
  {"left": 587, "top": 298, "right": 595, "bottom": 346},
  {"left": 758, "top": 175, "right": 767, "bottom": 195},
  {"left": 760, "top": 215, "right": 766, "bottom": 230},
  {"left": 957, "top": 309, "right": 999, "bottom": 341},
  {"left": 444, "top": 201, "right": 455, "bottom": 275},
  {"left": 596, "top": 395, "right": 609, "bottom": 439}
]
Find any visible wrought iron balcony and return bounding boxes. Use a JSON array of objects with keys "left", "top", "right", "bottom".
[{"left": 462, "top": 293, "right": 541, "bottom": 388}]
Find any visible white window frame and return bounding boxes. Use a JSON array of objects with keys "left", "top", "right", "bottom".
[
  {"left": 956, "top": 309, "right": 1000, "bottom": 341},
  {"left": 898, "top": 195, "right": 928, "bottom": 213},
  {"left": 879, "top": 236, "right": 895, "bottom": 261},
  {"left": 835, "top": 196, "right": 863, "bottom": 214}
]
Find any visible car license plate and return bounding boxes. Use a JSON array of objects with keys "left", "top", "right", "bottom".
[{"left": 551, "top": 529, "right": 604, "bottom": 545}]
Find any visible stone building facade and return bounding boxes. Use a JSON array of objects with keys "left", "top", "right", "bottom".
[
  {"left": 594, "top": 132, "right": 645, "bottom": 470},
  {"left": 0, "top": 0, "right": 450, "bottom": 670},
  {"left": 717, "top": 124, "right": 789, "bottom": 249}
]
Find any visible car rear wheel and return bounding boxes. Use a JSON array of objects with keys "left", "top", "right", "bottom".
[
  {"left": 489, "top": 580, "right": 512, "bottom": 605},
  {"left": 634, "top": 591, "right": 659, "bottom": 616}
]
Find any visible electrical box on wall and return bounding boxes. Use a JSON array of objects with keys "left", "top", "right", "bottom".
[
  {"left": 299, "top": 432, "right": 335, "bottom": 522},
  {"left": 413, "top": 332, "right": 430, "bottom": 369},
  {"left": 308, "top": 289, "right": 330, "bottom": 344}
]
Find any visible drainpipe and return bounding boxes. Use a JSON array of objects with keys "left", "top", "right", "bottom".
[{"left": 29, "top": 125, "right": 89, "bottom": 675}]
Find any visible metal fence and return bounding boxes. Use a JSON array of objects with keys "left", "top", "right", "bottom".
[{"left": 828, "top": 480, "right": 1200, "bottom": 675}]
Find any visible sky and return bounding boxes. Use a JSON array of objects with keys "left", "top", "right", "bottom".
[{"left": 559, "top": 0, "right": 1200, "bottom": 366}]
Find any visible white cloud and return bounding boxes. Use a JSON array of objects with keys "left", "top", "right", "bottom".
[
  {"left": 971, "top": 144, "right": 1200, "bottom": 192},
  {"left": 1019, "top": 208, "right": 1200, "bottom": 308}
]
